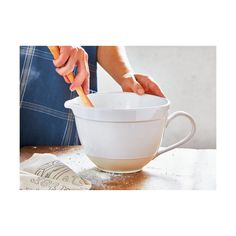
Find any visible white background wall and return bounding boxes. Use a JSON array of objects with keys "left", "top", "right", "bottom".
[{"left": 97, "top": 46, "right": 216, "bottom": 149}]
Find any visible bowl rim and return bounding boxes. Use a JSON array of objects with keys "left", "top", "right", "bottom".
[{"left": 66, "top": 92, "right": 170, "bottom": 112}]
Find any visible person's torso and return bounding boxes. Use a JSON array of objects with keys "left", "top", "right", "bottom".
[{"left": 20, "top": 46, "right": 97, "bottom": 146}]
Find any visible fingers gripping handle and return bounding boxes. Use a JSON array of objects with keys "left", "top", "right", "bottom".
[
  {"left": 155, "top": 111, "right": 196, "bottom": 158},
  {"left": 48, "top": 46, "right": 94, "bottom": 107}
]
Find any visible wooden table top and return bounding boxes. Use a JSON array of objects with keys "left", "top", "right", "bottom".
[{"left": 20, "top": 146, "right": 216, "bottom": 190}]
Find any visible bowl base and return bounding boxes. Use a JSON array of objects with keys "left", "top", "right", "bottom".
[
  {"left": 87, "top": 155, "right": 153, "bottom": 174},
  {"left": 97, "top": 167, "right": 142, "bottom": 174}
]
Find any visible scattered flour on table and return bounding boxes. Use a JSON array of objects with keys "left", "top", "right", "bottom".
[
  {"left": 80, "top": 168, "right": 122, "bottom": 183},
  {"left": 55, "top": 152, "right": 136, "bottom": 188}
]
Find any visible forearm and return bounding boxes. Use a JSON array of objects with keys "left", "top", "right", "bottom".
[{"left": 97, "top": 46, "right": 133, "bottom": 85}]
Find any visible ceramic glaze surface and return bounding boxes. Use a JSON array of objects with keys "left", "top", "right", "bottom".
[{"left": 65, "top": 92, "right": 196, "bottom": 173}]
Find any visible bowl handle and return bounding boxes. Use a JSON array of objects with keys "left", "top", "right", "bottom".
[{"left": 154, "top": 111, "right": 196, "bottom": 158}]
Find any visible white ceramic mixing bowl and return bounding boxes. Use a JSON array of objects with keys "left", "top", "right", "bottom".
[{"left": 65, "top": 92, "right": 196, "bottom": 173}]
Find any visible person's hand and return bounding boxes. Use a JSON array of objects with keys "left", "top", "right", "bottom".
[
  {"left": 120, "top": 73, "right": 165, "bottom": 97},
  {"left": 53, "top": 46, "right": 90, "bottom": 94}
]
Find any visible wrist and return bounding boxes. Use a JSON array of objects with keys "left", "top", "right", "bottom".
[
  {"left": 118, "top": 72, "right": 139, "bottom": 92},
  {"left": 117, "top": 71, "right": 135, "bottom": 87}
]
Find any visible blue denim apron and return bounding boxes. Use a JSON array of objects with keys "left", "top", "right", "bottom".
[{"left": 20, "top": 46, "right": 97, "bottom": 146}]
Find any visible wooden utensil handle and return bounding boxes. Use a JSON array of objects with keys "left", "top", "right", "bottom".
[{"left": 48, "top": 46, "right": 94, "bottom": 107}]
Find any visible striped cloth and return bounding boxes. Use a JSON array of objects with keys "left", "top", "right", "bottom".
[{"left": 20, "top": 46, "right": 97, "bottom": 146}]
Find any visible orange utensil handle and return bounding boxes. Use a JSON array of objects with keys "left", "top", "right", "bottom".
[{"left": 48, "top": 46, "right": 94, "bottom": 107}]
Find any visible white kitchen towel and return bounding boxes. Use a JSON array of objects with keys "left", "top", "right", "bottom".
[{"left": 20, "top": 153, "right": 91, "bottom": 190}]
